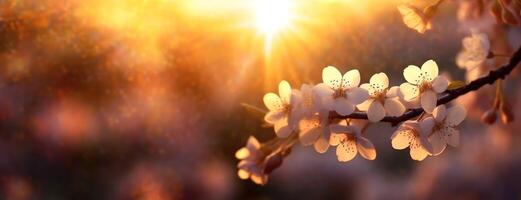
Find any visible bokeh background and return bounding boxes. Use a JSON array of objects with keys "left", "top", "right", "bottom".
[{"left": 1, "top": 0, "right": 521, "bottom": 199}]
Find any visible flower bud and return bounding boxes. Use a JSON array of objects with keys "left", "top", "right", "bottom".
[
  {"left": 500, "top": 103, "right": 515, "bottom": 124},
  {"left": 481, "top": 109, "right": 498, "bottom": 124},
  {"left": 263, "top": 152, "right": 283, "bottom": 174}
]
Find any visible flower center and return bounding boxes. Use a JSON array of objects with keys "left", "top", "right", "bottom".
[
  {"left": 371, "top": 88, "right": 388, "bottom": 104},
  {"left": 333, "top": 88, "right": 346, "bottom": 98},
  {"left": 419, "top": 81, "right": 432, "bottom": 93}
]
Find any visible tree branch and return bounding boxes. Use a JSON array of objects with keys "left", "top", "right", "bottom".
[{"left": 331, "top": 46, "right": 521, "bottom": 126}]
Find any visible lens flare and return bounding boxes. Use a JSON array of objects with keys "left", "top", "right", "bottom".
[{"left": 255, "top": 0, "right": 292, "bottom": 36}]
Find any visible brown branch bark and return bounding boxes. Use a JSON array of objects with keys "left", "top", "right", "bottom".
[{"left": 331, "top": 46, "right": 521, "bottom": 126}]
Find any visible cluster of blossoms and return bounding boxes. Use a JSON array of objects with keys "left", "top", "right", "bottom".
[
  {"left": 234, "top": 0, "right": 520, "bottom": 185},
  {"left": 236, "top": 59, "right": 469, "bottom": 185}
]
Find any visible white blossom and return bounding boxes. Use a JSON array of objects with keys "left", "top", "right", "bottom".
[
  {"left": 391, "top": 119, "right": 435, "bottom": 161},
  {"left": 235, "top": 136, "right": 268, "bottom": 185},
  {"left": 292, "top": 84, "right": 320, "bottom": 120},
  {"left": 313, "top": 66, "right": 369, "bottom": 116},
  {"left": 298, "top": 111, "right": 331, "bottom": 154},
  {"left": 428, "top": 105, "right": 467, "bottom": 156},
  {"left": 400, "top": 60, "right": 449, "bottom": 113},
  {"left": 263, "top": 80, "right": 300, "bottom": 138},
  {"left": 357, "top": 73, "right": 406, "bottom": 122},
  {"left": 456, "top": 32, "right": 490, "bottom": 70},
  {"left": 329, "top": 123, "right": 376, "bottom": 162}
]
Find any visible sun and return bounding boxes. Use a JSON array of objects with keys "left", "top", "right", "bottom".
[{"left": 255, "top": 0, "right": 292, "bottom": 35}]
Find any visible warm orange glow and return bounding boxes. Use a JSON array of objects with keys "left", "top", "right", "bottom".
[{"left": 255, "top": 0, "right": 292, "bottom": 36}]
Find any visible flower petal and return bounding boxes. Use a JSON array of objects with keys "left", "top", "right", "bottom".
[
  {"left": 264, "top": 110, "right": 285, "bottom": 124},
  {"left": 369, "top": 73, "right": 389, "bottom": 91},
  {"left": 235, "top": 147, "right": 250, "bottom": 159},
  {"left": 313, "top": 83, "right": 335, "bottom": 98},
  {"left": 333, "top": 98, "right": 355, "bottom": 116},
  {"left": 385, "top": 98, "right": 406, "bottom": 117},
  {"left": 263, "top": 93, "right": 283, "bottom": 111},
  {"left": 356, "top": 99, "right": 374, "bottom": 111},
  {"left": 336, "top": 139, "right": 357, "bottom": 162},
  {"left": 403, "top": 65, "right": 422, "bottom": 84},
  {"left": 400, "top": 83, "right": 419, "bottom": 101},
  {"left": 391, "top": 128, "right": 413, "bottom": 150},
  {"left": 397, "top": 4, "right": 430, "bottom": 34},
  {"left": 250, "top": 174, "right": 267, "bottom": 185},
  {"left": 329, "top": 133, "right": 346, "bottom": 146},
  {"left": 421, "top": 59, "right": 439, "bottom": 81},
  {"left": 428, "top": 131, "right": 447, "bottom": 156},
  {"left": 322, "top": 66, "right": 342, "bottom": 90},
  {"left": 238, "top": 169, "right": 250, "bottom": 179},
  {"left": 410, "top": 138, "right": 429, "bottom": 161},
  {"left": 299, "top": 127, "right": 321, "bottom": 146},
  {"left": 446, "top": 105, "right": 467, "bottom": 126},
  {"left": 246, "top": 136, "right": 261, "bottom": 151},
  {"left": 360, "top": 83, "right": 375, "bottom": 96},
  {"left": 275, "top": 118, "right": 292, "bottom": 138},
  {"left": 419, "top": 117, "right": 435, "bottom": 137},
  {"left": 299, "top": 116, "right": 320, "bottom": 132},
  {"left": 313, "top": 83, "right": 335, "bottom": 110},
  {"left": 367, "top": 101, "right": 385, "bottom": 122},
  {"left": 418, "top": 134, "right": 434, "bottom": 155},
  {"left": 357, "top": 137, "right": 376, "bottom": 160},
  {"left": 432, "top": 105, "right": 446, "bottom": 123},
  {"left": 446, "top": 128, "right": 460, "bottom": 147},
  {"left": 420, "top": 90, "right": 437, "bottom": 113},
  {"left": 279, "top": 80, "right": 292, "bottom": 104},
  {"left": 386, "top": 86, "right": 401, "bottom": 98},
  {"left": 432, "top": 76, "right": 448, "bottom": 93},
  {"left": 314, "top": 135, "right": 330, "bottom": 153},
  {"left": 342, "top": 69, "right": 361, "bottom": 89},
  {"left": 347, "top": 87, "right": 369, "bottom": 105}
]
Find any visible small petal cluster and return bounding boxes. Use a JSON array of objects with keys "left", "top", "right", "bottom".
[
  {"left": 391, "top": 105, "right": 467, "bottom": 160},
  {"left": 400, "top": 60, "right": 448, "bottom": 113},
  {"left": 235, "top": 136, "right": 267, "bottom": 185},
  {"left": 236, "top": 136, "right": 287, "bottom": 185},
  {"left": 314, "top": 66, "right": 368, "bottom": 116},
  {"left": 330, "top": 123, "right": 376, "bottom": 162},
  {"left": 263, "top": 81, "right": 299, "bottom": 138},
  {"left": 358, "top": 73, "right": 405, "bottom": 122},
  {"left": 238, "top": 60, "right": 468, "bottom": 184},
  {"left": 428, "top": 105, "right": 467, "bottom": 156},
  {"left": 298, "top": 112, "right": 331, "bottom": 153},
  {"left": 391, "top": 119, "right": 434, "bottom": 161},
  {"left": 456, "top": 32, "right": 490, "bottom": 70}
]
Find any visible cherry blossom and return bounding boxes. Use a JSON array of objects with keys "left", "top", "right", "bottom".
[
  {"left": 357, "top": 73, "right": 406, "bottom": 122},
  {"left": 292, "top": 84, "right": 320, "bottom": 120},
  {"left": 427, "top": 105, "right": 467, "bottom": 156},
  {"left": 313, "top": 66, "right": 369, "bottom": 116},
  {"left": 456, "top": 32, "right": 490, "bottom": 70},
  {"left": 391, "top": 119, "right": 435, "bottom": 161},
  {"left": 397, "top": 4, "right": 432, "bottom": 34},
  {"left": 329, "top": 123, "right": 376, "bottom": 162},
  {"left": 263, "top": 80, "right": 300, "bottom": 137},
  {"left": 235, "top": 136, "right": 268, "bottom": 185},
  {"left": 400, "top": 60, "right": 449, "bottom": 113},
  {"left": 298, "top": 111, "right": 331, "bottom": 153}
]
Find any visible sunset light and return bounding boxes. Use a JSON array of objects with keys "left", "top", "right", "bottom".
[
  {"left": 2, "top": 0, "right": 521, "bottom": 199},
  {"left": 255, "top": 0, "right": 292, "bottom": 36}
]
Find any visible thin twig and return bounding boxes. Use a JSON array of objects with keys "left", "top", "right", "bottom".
[{"left": 331, "top": 46, "right": 521, "bottom": 126}]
